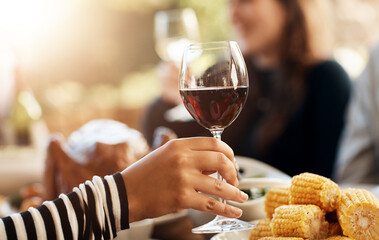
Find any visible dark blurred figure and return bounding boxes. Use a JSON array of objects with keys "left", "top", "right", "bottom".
[
  {"left": 334, "top": 44, "right": 379, "bottom": 184},
  {"left": 228, "top": 0, "right": 351, "bottom": 178},
  {"left": 142, "top": 0, "right": 351, "bottom": 178},
  {"left": 141, "top": 62, "right": 210, "bottom": 146}
]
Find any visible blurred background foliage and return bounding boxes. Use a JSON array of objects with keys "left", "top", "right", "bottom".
[{"left": 1, "top": 0, "right": 379, "bottom": 136}]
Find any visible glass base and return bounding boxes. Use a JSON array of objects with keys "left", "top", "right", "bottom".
[{"left": 192, "top": 215, "right": 256, "bottom": 234}]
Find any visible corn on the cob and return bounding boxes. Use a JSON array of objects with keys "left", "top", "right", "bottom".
[
  {"left": 270, "top": 204, "right": 328, "bottom": 239},
  {"left": 265, "top": 186, "right": 290, "bottom": 219},
  {"left": 290, "top": 173, "right": 340, "bottom": 212},
  {"left": 249, "top": 219, "right": 272, "bottom": 240},
  {"left": 258, "top": 237, "right": 304, "bottom": 240},
  {"left": 336, "top": 188, "right": 379, "bottom": 240},
  {"left": 321, "top": 236, "right": 354, "bottom": 240}
]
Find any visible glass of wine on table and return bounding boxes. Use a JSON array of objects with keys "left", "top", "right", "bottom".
[{"left": 179, "top": 41, "right": 255, "bottom": 233}]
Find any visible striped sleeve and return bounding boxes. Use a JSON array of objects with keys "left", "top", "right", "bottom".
[{"left": 0, "top": 172, "right": 130, "bottom": 239}]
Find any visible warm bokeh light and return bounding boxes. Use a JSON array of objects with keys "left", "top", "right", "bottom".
[{"left": 0, "top": 0, "right": 67, "bottom": 49}]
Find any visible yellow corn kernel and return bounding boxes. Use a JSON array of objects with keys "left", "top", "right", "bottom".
[
  {"left": 249, "top": 219, "right": 272, "bottom": 240},
  {"left": 265, "top": 186, "right": 290, "bottom": 219},
  {"left": 290, "top": 172, "right": 340, "bottom": 212},
  {"left": 258, "top": 238, "right": 304, "bottom": 240},
  {"left": 271, "top": 204, "right": 328, "bottom": 239},
  {"left": 336, "top": 188, "right": 379, "bottom": 240},
  {"left": 321, "top": 236, "right": 354, "bottom": 240}
]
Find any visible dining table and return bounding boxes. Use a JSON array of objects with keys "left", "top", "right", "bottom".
[
  {"left": 151, "top": 213, "right": 207, "bottom": 240},
  {"left": 0, "top": 147, "right": 378, "bottom": 240}
]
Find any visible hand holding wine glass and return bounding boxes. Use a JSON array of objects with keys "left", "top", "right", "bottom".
[{"left": 179, "top": 41, "right": 255, "bottom": 233}]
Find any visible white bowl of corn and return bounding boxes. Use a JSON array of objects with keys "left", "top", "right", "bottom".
[{"left": 228, "top": 177, "right": 290, "bottom": 221}]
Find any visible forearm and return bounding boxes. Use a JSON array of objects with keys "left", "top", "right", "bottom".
[{"left": 0, "top": 173, "right": 129, "bottom": 239}]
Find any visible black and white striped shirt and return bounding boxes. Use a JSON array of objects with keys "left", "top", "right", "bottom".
[{"left": 0, "top": 173, "right": 129, "bottom": 239}]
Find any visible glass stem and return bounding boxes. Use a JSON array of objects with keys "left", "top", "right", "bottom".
[{"left": 210, "top": 129, "right": 225, "bottom": 205}]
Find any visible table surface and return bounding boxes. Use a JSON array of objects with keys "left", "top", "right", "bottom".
[
  {"left": 1, "top": 147, "right": 378, "bottom": 240},
  {"left": 152, "top": 215, "right": 207, "bottom": 240}
]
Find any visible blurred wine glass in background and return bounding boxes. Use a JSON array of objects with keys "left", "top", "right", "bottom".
[
  {"left": 153, "top": 8, "right": 201, "bottom": 122},
  {"left": 154, "top": 8, "right": 200, "bottom": 64}
]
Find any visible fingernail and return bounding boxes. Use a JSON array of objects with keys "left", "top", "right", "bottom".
[
  {"left": 241, "top": 191, "right": 248, "bottom": 201},
  {"left": 231, "top": 206, "right": 242, "bottom": 218}
]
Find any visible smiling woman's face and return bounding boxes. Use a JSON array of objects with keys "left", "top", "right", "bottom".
[{"left": 229, "top": 0, "right": 287, "bottom": 57}]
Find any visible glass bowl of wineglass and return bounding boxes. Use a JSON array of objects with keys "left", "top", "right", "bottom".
[
  {"left": 179, "top": 41, "right": 255, "bottom": 233},
  {"left": 154, "top": 8, "right": 200, "bottom": 63}
]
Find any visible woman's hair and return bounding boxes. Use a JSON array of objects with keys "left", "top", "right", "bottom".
[{"left": 252, "top": 0, "right": 333, "bottom": 153}]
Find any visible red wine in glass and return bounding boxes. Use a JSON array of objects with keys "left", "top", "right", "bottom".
[{"left": 180, "top": 86, "right": 248, "bottom": 130}]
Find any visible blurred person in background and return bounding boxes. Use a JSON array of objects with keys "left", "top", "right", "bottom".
[
  {"left": 142, "top": 61, "right": 208, "bottom": 147},
  {"left": 228, "top": 0, "right": 351, "bottom": 178},
  {"left": 142, "top": 0, "right": 351, "bottom": 178},
  {"left": 334, "top": 44, "right": 379, "bottom": 184}
]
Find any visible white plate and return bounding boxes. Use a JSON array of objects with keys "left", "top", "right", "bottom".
[
  {"left": 211, "top": 228, "right": 251, "bottom": 240},
  {"left": 235, "top": 156, "right": 291, "bottom": 180},
  {"left": 237, "top": 177, "right": 290, "bottom": 189},
  {"left": 227, "top": 177, "right": 290, "bottom": 221},
  {"left": 210, "top": 221, "right": 261, "bottom": 240}
]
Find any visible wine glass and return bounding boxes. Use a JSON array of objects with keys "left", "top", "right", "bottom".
[
  {"left": 154, "top": 8, "right": 200, "bottom": 121},
  {"left": 154, "top": 8, "right": 200, "bottom": 63},
  {"left": 179, "top": 41, "right": 255, "bottom": 233}
]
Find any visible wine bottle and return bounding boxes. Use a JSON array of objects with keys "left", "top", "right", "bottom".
[
  {"left": 11, "top": 85, "right": 42, "bottom": 145},
  {"left": 2, "top": 64, "right": 49, "bottom": 147}
]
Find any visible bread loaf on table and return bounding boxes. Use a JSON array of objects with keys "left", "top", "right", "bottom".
[{"left": 44, "top": 119, "right": 150, "bottom": 200}]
